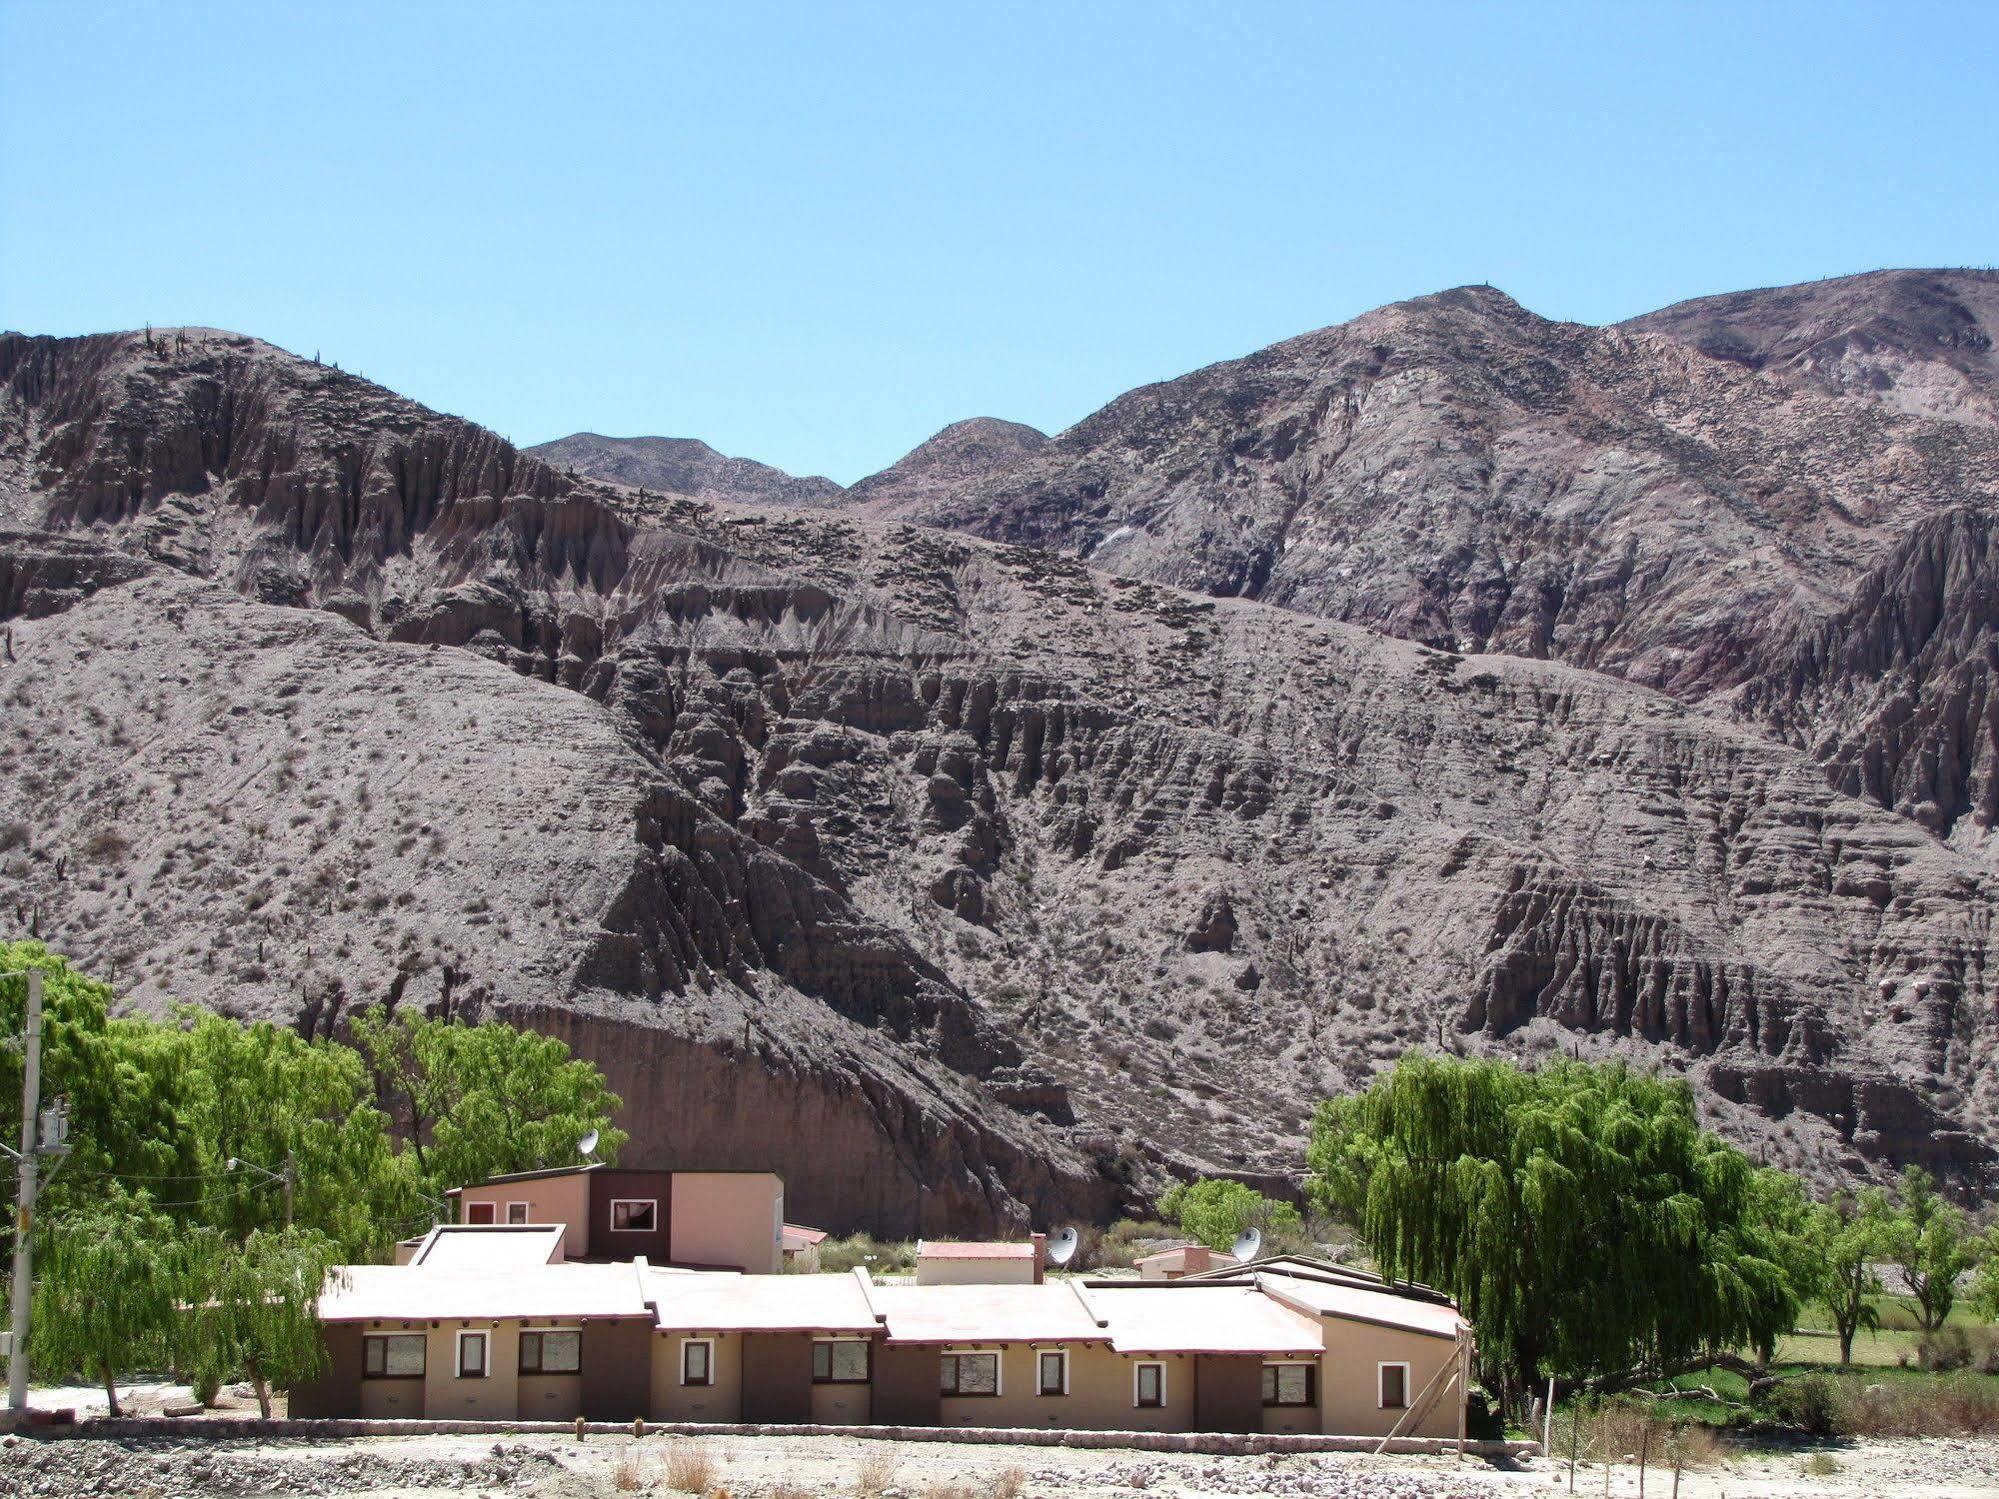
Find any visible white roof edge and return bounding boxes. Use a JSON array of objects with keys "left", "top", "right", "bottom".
[
  {"left": 1066, "top": 1276, "right": 1108, "bottom": 1328},
  {"left": 851, "top": 1264, "right": 886, "bottom": 1324}
]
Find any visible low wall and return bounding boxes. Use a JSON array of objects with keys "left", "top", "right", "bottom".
[{"left": 48, "top": 1415, "right": 1536, "bottom": 1458}]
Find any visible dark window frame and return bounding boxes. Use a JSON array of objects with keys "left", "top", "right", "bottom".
[
  {"left": 518, "top": 1329, "right": 581, "bottom": 1376},
  {"left": 609, "top": 1198, "right": 658, "bottom": 1233},
  {"left": 938, "top": 1350, "right": 1001, "bottom": 1397},
  {"left": 1379, "top": 1361, "right": 1409, "bottom": 1410},
  {"left": 1036, "top": 1348, "right": 1068, "bottom": 1396},
  {"left": 456, "top": 1330, "right": 490, "bottom": 1379},
  {"left": 361, "top": 1333, "right": 426, "bottom": 1380},
  {"left": 464, "top": 1201, "right": 496, "bottom": 1225},
  {"left": 681, "top": 1338, "right": 715, "bottom": 1387},
  {"left": 812, "top": 1338, "right": 872, "bottom": 1384},
  {"left": 1134, "top": 1360, "right": 1165, "bottom": 1408},
  {"left": 1261, "top": 1361, "right": 1317, "bottom": 1408}
]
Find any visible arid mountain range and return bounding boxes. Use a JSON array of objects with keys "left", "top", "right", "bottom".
[{"left": 4, "top": 268, "right": 1999, "bottom": 1232}]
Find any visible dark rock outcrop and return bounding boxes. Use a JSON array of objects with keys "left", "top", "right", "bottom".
[{"left": 527, "top": 432, "right": 845, "bottom": 509}]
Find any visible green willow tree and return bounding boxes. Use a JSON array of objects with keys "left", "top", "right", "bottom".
[
  {"left": 30, "top": 1199, "right": 189, "bottom": 1415},
  {"left": 185, "top": 1226, "right": 344, "bottom": 1417},
  {"left": 1306, "top": 1054, "right": 1791, "bottom": 1408}
]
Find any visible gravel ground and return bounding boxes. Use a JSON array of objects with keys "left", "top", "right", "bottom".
[{"left": 3, "top": 1432, "right": 1999, "bottom": 1499}]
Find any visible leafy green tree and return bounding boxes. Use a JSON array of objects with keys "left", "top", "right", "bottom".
[
  {"left": 349, "top": 1005, "right": 626, "bottom": 1198},
  {"left": 185, "top": 1226, "right": 343, "bottom": 1417},
  {"left": 131, "top": 1010, "right": 398, "bottom": 1257},
  {"left": 1306, "top": 1054, "right": 1791, "bottom": 1408},
  {"left": 30, "top": 1199, "right": 189, "bottom": 1414},
  {"left": 1882, "top": 1167, "right": 1975, "bottom": 1333},
  {"left": 1157, "top": 1178, "right": 1301, "bottom": 1253},
  {"left": 1742, "top": 1168, "right": 1813, "bottom": 1366},
  {"left": 1805, "top": 1189, "right": 1888, "bottom": 1365},
  {"left": 1969, "top": 1228, "right": 1999, "bottom": 1323}
]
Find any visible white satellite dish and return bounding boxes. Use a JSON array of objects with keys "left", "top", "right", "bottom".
[
  {"left": 578, "top": 1129, "right": 600, "bottom": 1161},
  {"left": 1231, "top": 1226, "right": 1262, "bottom": 1264},
  {"left": 1045, "top": 1226, "right": 1080, "bottom": 1268}
]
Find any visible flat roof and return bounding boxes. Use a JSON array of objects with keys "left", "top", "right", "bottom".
[
  {"left": 1252, "top": 1269, "right": 1467, "bottom": 1340},
  {"left": 915, "top": 1240, "right": 1036, "bottom": 1260},
  {"left": 782, "top": 1224, "right": 829, "bottom": 1245},
  {"left": 408, "top": 1223, "right": 565, "bottom": 1269},
  {"left": 1132, "top": 1244, "right": 1237, "bottom": 1267},
  {"left": 645, "top": 1268, "right": 878, "bottom": 1334},
  {"left": 874, "top": 1283, "right": 1102, "bottom": 1345},
  {"left": 1086, "top": 1283, "right": 1325, "bottom": 1356},
  {"left": 320, "top": 1263, "right": 650, "bottom": 1323}
]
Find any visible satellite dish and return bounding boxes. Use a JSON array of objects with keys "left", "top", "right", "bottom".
[
  {"left": 1045, "top": 1226, "right": 1080, "bottom": 1268},
  {"left": 577, "top": 1129, "right": 600, "bottom": 1161},
  {"left": 1231, "top": 1226, "right": 1262, "bottom": 1264}
]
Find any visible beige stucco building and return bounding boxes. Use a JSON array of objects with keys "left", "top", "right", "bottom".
[{"left": 294, "top": 1243, "right": 1471, "bottom": 1439}]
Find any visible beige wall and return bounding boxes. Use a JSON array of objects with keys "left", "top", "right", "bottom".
[
  {"left": 810, "top": 1377, "right": 872, "bottom": 1424},
  {"left": 456, "top": 1173, "right": 589, "bottom": 1258},
  {"left": 671, "top": 1173, "right": 782, "bottom": 1273},
  {"left": 649, "top": 1330, "right": 745, "bottom": 1422},
  {"left": 914, "top": 1256, "right": 1036, "bottom": 1286},
  {"left": 925, "top": 1342, "right": 1195, "bottom": 1431},
  {"left": 518, "top": 1373, "right": 583, "bottom": 1420},
  {"left": 359, "top": 1373, "right": 423, "bottom": 1418},
  {"left": 422, "top": 1320, "right": 521, "bottom": 1420},
  {"left": 1317, "top": 1318, "right": 1463, "bottom": 1438}
]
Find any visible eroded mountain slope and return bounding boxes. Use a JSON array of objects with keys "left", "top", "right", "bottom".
[{"left": 3, "top": 326, "right": 1997, "bottom": 1215}]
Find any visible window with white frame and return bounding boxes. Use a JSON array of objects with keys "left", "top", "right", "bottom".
[
  {"left": 1035, "top": 1348, "right": 1068, "bottom": 1396},
  {"left": 506, "top": 1201, "right": 531, "bottom": 1225},
  {"left": 362, "top": 1333, "right": 425, "bottom": 1378},
  {"left": 812, "top": 1339, "right": 871, "bottom": 1383},
  {"left": 465, "top": 1201, "right": 496, "bottom": 1225},
  {"left": 1262, "top": 1362, "right": 1315, "bottom": 1407},
  {"left": 681, "top": 1338, "right": 715, "bottom": 1386},
  {"left": 1133, "top": 1360, "right": 1165, "bottom": 1408},
  {"left": 456, "top": 1330, "right": 489, "bottom": 1379},
  {"left": 609, "top": 1198, "right": 657, "bottom": 1232},
  {"left": 1378, "top": 1361, "right": 1409, "bottom": 1409},
  {"left": 518, "top": 1329, "right": 580, "bottom": 1374},
  {"left": 939, "top": 1350, "right": 1000, "bottom": 1396}
]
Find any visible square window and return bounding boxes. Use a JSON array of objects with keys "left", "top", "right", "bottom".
[
  {"left": 1380, "top": 1363, "right": 1408, "bottom": 1409},
  {"left": 1263, "top": 1363, "right": 1314, "bottom": 1407},
  {"left": 610, "top": 1199, "right": 657, "bottom": 1232},
  {"left": 465, "top": 1202, "right": 496, "bottom": 1225},
  {"left": 1037, "top": 1350, "right": 1067, "bottom": 1396},
  {"left": 363, "top": 1334, "right": 425, "bottom": 1378},
  {"left": 813, "top": 1339, "right": 870, "bottom": 1383},
  {"left": 682, "top": 1339, "right": 714, "bottom": 1386},
  {"left": 940, "top": 1352, "right": 999, "bottom": 1396},
  {"left": 1134, "top": 1362, "right": 1164, "bottom": 1408},
  {"left": 520, "top": 1330, "right": 580, "bottom": 1375},
  {"left": 506, "top": 1202, "right": 531, "bottom": 1225},
  {"left": 458, "top": 1331, "right": 489, "bottom": 1379}
]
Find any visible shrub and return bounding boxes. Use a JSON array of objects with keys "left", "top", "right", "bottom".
[
  {"left": 1918, "top": 1324, "right": 1973, "bottom": 1371},
  {"left": 854, "top": 1449, "right": 901, "bottom": 1497},
  {"left": 612, "top": 1450, "right": 655, "bottom": 1492},
  {"left": 1764, "top": 1374, "right": 1844, "bottom": 1437},
  {"left": 984, "top": 1466, "right": 1026, "bottom": 1499},
  {"left": 662, "top": 1445, "right": 718, "bottom": 1494},
  {"left": 817, "top": 1233, "right": 916, "bottom": 1274}
]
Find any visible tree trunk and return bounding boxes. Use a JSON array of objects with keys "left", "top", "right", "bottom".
[
  {"left": 248, "top": 1357, "right": 272, "bottom": 1420},
  {"left": 100, "top": 1356, "right": 120, "bottom": 1418},
  {"left": 1838, "top": 1327, "right": 1854, "bottom": 1366}
]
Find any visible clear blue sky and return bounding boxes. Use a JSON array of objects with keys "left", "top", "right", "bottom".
[{"left": 4, "top": 2, "right": 1995, "bottom": 484}]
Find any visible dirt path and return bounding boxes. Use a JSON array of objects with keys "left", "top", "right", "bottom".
[{"left": 3, "top": 1431, "right": 1998, "bottom": 1499}]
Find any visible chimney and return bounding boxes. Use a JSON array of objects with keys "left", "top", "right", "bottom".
[{"left": 1031, "top": 1232, "right": 1047, "bottom": 1285}]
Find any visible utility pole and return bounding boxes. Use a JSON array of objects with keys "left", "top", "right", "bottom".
[{"left": 7, "top": 968, "right": 44, "bottom": 1414}]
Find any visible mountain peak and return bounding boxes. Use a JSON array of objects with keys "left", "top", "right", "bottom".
[{"left": 525, "top": 431, "right": 844, "bottom": 508}]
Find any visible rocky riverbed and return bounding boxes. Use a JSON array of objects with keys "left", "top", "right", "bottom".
[{"left": 4, "top": 1431, "right": 1998, "bottom": 1498}]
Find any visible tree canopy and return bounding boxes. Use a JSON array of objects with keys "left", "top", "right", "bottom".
[
  {"left": 1306, "top": 1053, "right": 1793, "bottom": 1403},
  {"left": 1157, "top": 1177, "right": 1302, "bottom": 1252}
]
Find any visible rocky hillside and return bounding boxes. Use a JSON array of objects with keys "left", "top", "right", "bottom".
[
  {"left": 1626, "top": 268, "right": 1999, "bottom": 429},
  {"left": 846, "top": 418, "right": 1049, "bottom": 512},
  {"left": 528, "top": 432, "right": 844, "bottom": 508},
  {"left": 3, "top": 313, "right": 1998, "bottom": 1228}
]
